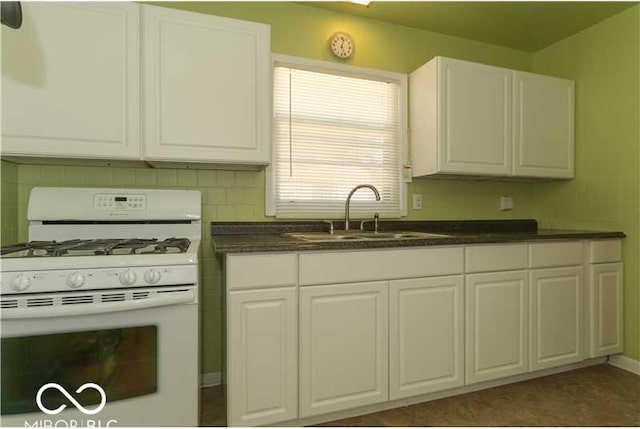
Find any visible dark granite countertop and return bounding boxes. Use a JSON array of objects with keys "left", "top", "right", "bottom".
[{"left": 211, "top": 220, "right": 625, "bottom": 254}]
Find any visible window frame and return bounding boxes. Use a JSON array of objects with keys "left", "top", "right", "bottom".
[{"left": 265, "top": 54, "right": 408, "bottom": 218}]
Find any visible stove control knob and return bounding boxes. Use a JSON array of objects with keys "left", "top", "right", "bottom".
[
  {"left": 119, "top": 269, "right": 137, "bottom": 286},
  {"left": 144, "top": 269, "right": 161, "bottom": 285},
  {"left": 66, "top": 272, "right": 86, "bottom": 289},
  {"left": 10, "top": 274, "right": 31, "bottom": 292}
]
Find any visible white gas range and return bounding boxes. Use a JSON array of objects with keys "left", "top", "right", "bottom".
[{"left": 0, "top": 187, "right": 201, "bottom": 427}]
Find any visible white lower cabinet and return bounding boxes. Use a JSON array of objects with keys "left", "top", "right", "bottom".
[
  {"left": 227, "top": 287, "right": 298, "bottom": 426},
  {"left": 299, "top": 281, "right": 389, "bottom": 417},
  {"left": 389, "top": 276, "right": 464, "bottom": 399},
  {"left": 465, "top": 271, "right": 529, "bottom": 384},
  {"left": 589, "top": 263, "right": 623, "bottom": 357},
  {"left": 224, "top": 240, "right": 622, "bottom": 426},
  {"left": 530, "top": 266, "right": 584, "bottom": 371}
]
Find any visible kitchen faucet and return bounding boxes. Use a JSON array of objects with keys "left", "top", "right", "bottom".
[{"left": 344, "top": 184, "right": 381, "bottom": 231}]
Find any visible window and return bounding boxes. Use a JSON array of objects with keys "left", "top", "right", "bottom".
[{"left": 267, "top": 55, "right": 407, "bottom": 219}]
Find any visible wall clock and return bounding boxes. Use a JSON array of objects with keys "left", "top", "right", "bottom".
[{"left": 329, "top": 32, "right": 354, "bottom": 59}]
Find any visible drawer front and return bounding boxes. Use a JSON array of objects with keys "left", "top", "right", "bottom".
[
  {"left": 529, "top": 241, "right": 584, "bottom": 268},
  {"left": 299, "top": 247, "right": 463, "bottom": 286},
  {"left": 589, "top": 240, "right": 622, "bottom": 263},
  {"left": 227, "top": 253, "right": 297, "bottom": 290},
  {"left": 465, "top": 243, "right": 528, "bottom": 273}
]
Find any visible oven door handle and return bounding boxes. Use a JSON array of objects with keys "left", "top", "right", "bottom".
[{"left": 1, "top": 290, "right": 195, "bottom": 319}]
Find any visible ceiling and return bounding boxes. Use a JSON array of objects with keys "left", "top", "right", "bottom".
[{"left": 301, "top": 2, "right": 637, "bottom": 52}]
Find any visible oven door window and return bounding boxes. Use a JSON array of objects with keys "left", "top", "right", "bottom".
[{"left": 1, "top": 326, "right": 157, "bottom": 415}]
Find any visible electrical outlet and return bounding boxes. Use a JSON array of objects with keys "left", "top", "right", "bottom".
[
  {"left": 412, "top": 194, "right": 423, "bottom": 210},
  {"left": 500, "top": 196, "right": 513, "bottom": 211}
]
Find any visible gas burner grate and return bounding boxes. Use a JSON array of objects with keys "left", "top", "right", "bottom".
[{"left": 0, "top": 238, "right": 191, "bottom": 257}]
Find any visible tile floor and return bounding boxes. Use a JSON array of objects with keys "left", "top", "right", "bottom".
[{"left": 200, "top": 364, "right": 639, "bottom": 426}]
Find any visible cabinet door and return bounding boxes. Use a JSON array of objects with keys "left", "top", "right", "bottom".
[
  {"left": 530, "top": 267, "right": 583, "bottom": 371},
  {"left": 299, "top": 282, "right": 388, "bottom": 417},
  {"left": 437, "top": 57, "right": 513, "bottom": 176},
  {"left": 389, "top": 276, "right": 464, "bottom": 400},
  {"left": 589, "top": 263, "right": 623, "bottom": 357},
  {"left": 466, "top": 271, "right": 528, "bottom": 384},
  {"left": 1, "top": 2, "right": 140, "bottom": 159},
  {"left": 142, "top": 5, "right": 270, "bottom": 165},
  {"left": 227, "top": 287, "right": 297, "bottom": 426},
  {"left": 513, "top": 71, "right": 574, "bottom": 178}
]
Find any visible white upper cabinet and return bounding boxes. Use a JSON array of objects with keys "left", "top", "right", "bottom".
[
  {"left": 1, "top": 2, "right": 141, "bottom": 159},
  {"left": 513, "top": 71, "right": 574, "bottom": 178},
  {"left": 1, "top": 3, "right": 272, "bottom": 168},
  {"left": 410, "top": 56, "right": 575, "bottom": 179},
  {"left": 410, "top": 57, "right": 512, "bottom": 176},
  {"left": 142, "top": 6, "right": 271, "bottom": 166}
]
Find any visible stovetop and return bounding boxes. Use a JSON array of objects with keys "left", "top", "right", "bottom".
[{"left": 1, "top": 238, "right": 191, "bottom": 258}]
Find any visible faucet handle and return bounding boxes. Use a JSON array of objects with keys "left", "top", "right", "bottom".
[
  {"left": 323, "top": 220, "right": 334, "bottom": 234},
  {"left": 360, "top": 213, "right": 380, "bottom": 233}
]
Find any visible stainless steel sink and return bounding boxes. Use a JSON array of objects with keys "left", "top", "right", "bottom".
[{"left": 287, "top": 231, "right": 451, "bottom": 242}]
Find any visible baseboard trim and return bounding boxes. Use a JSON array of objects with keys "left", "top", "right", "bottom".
[
  {"left": 608, "top": 354, "right": 640, "bottom": 375},
  {"left": 273, "top": 357, "right": 606, "bottom": 427},
  {"left": 201, "top": 372, "right": 222, "bottom": 387}
]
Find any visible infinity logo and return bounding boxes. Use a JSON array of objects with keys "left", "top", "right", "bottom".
[{"left": 36, "top": 383, "right": 107, "bottom": 415}]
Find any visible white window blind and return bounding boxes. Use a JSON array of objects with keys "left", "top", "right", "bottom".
[{"left": 272, "top": 64, "right": 403, "bottom": 219}]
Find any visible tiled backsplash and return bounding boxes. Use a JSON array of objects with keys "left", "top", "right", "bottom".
[{"left": 1, "top": 161, "right": 18, "bottom": 246}]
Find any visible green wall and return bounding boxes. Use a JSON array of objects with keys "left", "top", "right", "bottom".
[
  {"left": 1, "top": 2, "right": 638, "bottom": 374},
  {"left": 153, "top": 2, "right": 532, "bottom": 73},
  {"left": 531, "top": 5, "right": 640, "bottom": 360}
]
